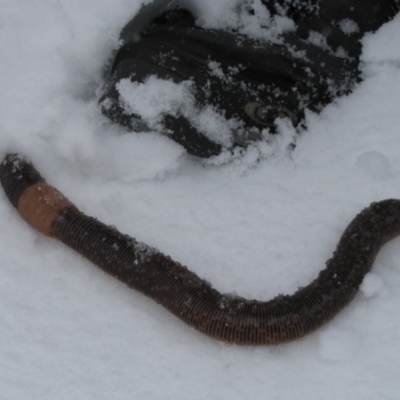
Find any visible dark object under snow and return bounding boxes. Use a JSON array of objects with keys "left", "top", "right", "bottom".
[{"left": 100, "top": 0, "right": 400, "bottom": 158}]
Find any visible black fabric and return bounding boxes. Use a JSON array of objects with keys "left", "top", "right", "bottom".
[{"left": 101, "top": 1, "right": 399, "bottom": 158}]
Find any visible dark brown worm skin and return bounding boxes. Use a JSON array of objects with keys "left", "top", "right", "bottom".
[{"left": 1, "top": 153, "right": 400, "bottom": 345}]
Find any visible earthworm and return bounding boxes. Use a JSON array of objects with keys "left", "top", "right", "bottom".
[{"left": 1, "top": 153, "right": 398, "bottom": 345}]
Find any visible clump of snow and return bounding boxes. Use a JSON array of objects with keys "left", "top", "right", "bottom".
[
  {"left": 307, "top": 30, "right": 329, "bottom": 50},
  {"left": 338, "top": 19, "right": 359, "bottom": 35},
  {"left": 360, "top": 273, "right": 384, "bottom": 297},
  {"left": 117, "top": 76, "right": 236, "bottom": 147},
  {"left": 117, "top": 77, "right": 195, "bottom": 125},
  {"left": 181, "top": 0, "right": 296, "bottom": 41}
]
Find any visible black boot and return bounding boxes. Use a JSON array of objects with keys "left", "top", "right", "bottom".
[{"left": 101, "top": 1, "right": 399, "bottom": 158}]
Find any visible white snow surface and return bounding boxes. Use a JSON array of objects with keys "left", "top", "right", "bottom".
[{"left": 1, "top": 1, "right": 400, "bottom": 399}]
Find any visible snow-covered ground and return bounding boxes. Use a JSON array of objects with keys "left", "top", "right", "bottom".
[{"left": 1, "top": 1, "right": 400, "bottom": 399}]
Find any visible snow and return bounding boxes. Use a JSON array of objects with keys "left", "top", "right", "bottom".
[
  {"left": 360, "top": 273, "right": 384, "bottom": 298},
  {"left": 116, "top": 77, "right": 195, "bottom": 125},
  {"left": 356, "top": 151, "right": 392, "bottom": 181},
  {"left": 116, "top": 76, "right": 236, "bottom": 147},
  {"left": 338, "top": 19, "right": 360, "bottom": 36},
  {"left": 1, "top": 1, "right": 400, "bottom": 399}
]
